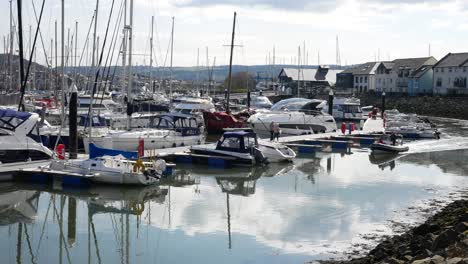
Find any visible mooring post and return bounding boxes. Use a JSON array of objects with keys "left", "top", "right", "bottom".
[
  {"left": 69, "top": 79, "right": 78, "bottom": 159},
  {"left": 381, "top": 91, "right": 386, "bottom": 116},
  {"left": 328, "top": 89, "right": 334, "bottom": 116}
]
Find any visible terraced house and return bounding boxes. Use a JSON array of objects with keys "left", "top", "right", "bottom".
[
  {"left": 375, "top": 57, "right": 437, "bottom": 94},
  {"left": 433, "top": 52, "right": 468, "bottom": 95}
]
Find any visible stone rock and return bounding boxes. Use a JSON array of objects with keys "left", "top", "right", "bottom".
[
  {"left": 404, "top": 255, "right": 413, "bottom": 262},
  {"left": 455, "top": 222, "right": 468, "bottom": 233},
  {"left": 430, "top": 255, "right": 445, "bottom": 264},
  {"left": 432, "top": 229, "right": 459, "bottom": 250},
  {"left": 414, "top": 224, "right": 440, "bottom": 236},
  {"left": 386, "top": 257, "right": 404, "bottom": 264},
  {"left": 411, "top": 257, "right": 431, "bottom": 264},
  {"left": 446, "top": 258, "right": 463, "bottom": 264}
]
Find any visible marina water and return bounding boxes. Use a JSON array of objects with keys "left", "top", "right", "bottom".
[{"left": 1, "top": 118, "right": 468, "bottom": 263}]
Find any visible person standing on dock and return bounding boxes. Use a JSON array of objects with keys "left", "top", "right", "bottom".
[
  {"left": 270, "top": 121, "right": 275, "bottom": 141},
  {"left": 273, "top": 122, "right": 281, "bottom": 141}
]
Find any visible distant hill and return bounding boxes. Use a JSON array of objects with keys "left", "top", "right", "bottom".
[{"left": 0, "top": 53, "right": 347, "bottom": 82}]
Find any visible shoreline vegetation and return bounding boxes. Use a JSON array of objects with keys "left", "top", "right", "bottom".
[{"left": 318, "top": 198, "right": 468, "bottom": 264}]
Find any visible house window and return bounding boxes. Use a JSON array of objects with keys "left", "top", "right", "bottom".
[
  {"left": 441, "top": 68, "right": 445, "bottom": 73},
  {"left": 390, "top": 79, "right": 393, "bottom": 83},
  {"left": 364, "top": 76, "right": 368, "bottom": 83},
  {"left": 360, "top": 76, "right": 363, "bottom": 83},
  {"left": 435, "top": 68, "right": 439, "bottom": 73},
  {"left": 449, "top": 67, "right": 452, "bottom": 72},
  {"left": 378, "top": 78, "right": 381, "bottom": 84},
  {"left": 355, "top": 76, "right": 359, "bottom": 83},
  {"left": 464, "top": 67, "right": 467, "bottom": 73}
]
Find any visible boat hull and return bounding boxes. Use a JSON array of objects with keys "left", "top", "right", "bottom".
[{"left": 370, "top": 143, "right": 409, "bottom": 155}]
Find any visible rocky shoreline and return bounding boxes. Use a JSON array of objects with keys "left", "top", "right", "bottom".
[{"left": 319, "top": 199, "right": 468, "bottom": 264}]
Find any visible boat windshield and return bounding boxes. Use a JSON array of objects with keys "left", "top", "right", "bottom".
[
  {"left": 338, "top": 104, "right": 362, "bottom": 113},
  {"left": 0, "top": 109, "right": 31, "bottom": 131}
]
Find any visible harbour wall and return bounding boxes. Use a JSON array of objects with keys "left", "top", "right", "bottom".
[{"left": 268, "top": 94, "right": 468, "bottom": 120}]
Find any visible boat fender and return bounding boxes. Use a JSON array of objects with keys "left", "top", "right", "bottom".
[
  {"left": 131, "top": 203, "right": 145, "bottom": 215},
  {"left": 133, "top": 159, "right": 146, "bottom": 173},
  {"left": 253, "top": 147, "right": 268, "bottom": 165},
  {"left": 153, "top": 159, "right": 167, "bottom": 175}
]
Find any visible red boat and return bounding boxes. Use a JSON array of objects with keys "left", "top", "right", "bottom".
[{"left": 203, "top": 111, "right": 247, "bottom": 134}]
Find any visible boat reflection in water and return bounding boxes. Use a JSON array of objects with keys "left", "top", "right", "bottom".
[
  {"left": 368, "top": 153, "right": 401, "bottom": 171},
  {"left": 0, "top": 183, "right": 40, "bottom": 225}
]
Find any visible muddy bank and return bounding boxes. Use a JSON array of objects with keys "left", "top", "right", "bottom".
[{"left": 319, "top": 199, "right": 468, "bottom": 264}]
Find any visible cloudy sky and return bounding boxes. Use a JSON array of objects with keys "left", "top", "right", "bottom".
[{"left": 1, "top": 0, "right": 467, "bottom": 67}]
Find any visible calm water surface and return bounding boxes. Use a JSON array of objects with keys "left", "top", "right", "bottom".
[{"left": 1, "top": 118, "right": 468, "bottom": 264}]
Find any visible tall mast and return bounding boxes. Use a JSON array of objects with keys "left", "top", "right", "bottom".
[
  {"left": 126, "top": 0, "right": 134, "bottom": 130},
  {"left": 75, "top": 21, "right": 78, "bottom": 78},
  {"left": 149, "top": 15, "right": 154, "bottom": 93},
  {"left": 89, "top": 0, "right": 99, "bottom": 135},
  {"left": 55, "top": 21, "right": 58, "bottom": 107},
  {"left": 60, "top": 0, "right": 65, "bottom": 125},
  {"left": 205, "top": 46, "right": 209, "bottom": 95},
  {"left": 121, "top": 0, "right": 127, "bottom": 95},
  {"left": 226, "top": 12, "right": 236, "bottom": 114},
  {"left": 16, "top": 0, "right": 26, "bottom": 110},
  {"left": 169, "top": 17, "right": 174, "bottom": 98},
  {"left": 9, "top": 0, "right": 14, "bottom": 92},
  {"left": 297, "top": 46, "right": 300, "bottom": 97},
  {"left": 196, "top": 48, "right": 199, "bottom": 91}
]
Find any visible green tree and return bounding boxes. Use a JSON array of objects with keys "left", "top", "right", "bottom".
[{"left": 224, "top": 71, "right": 256, "bottom": 93}]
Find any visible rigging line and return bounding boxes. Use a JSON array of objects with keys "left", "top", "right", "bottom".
[
  {"left": 77, "top": 12, "right": 95, "bottom": 68},
  {"left": 97, "top": 0, "right": 125, "bottom": 105},
  {"left": 101, "top": 39, "right": 123, "bottom": 106},
  {"left": 51, "top": 198, "right": 72, "bottom": 264},
  {"left": 35, "top": 196, "right": 53, "bottom": 256},
  {"left": 31, "top": 0, "right": 50, "bottom": 68},
  {"left": 18, "top": 0, "right": 46, "bottom": 111},
  {"left": 90, "top": 219, "right": 103, "bottom": 264},
  {"left": 23, "top": 225, "right": 38, "bottom": 264},
  {"left": 86, "top": 0, "right": 116, "bottom": 124}
]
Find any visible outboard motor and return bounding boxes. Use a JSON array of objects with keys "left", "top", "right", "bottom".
[{"left": 252, "top": 147, "right": 268, "bottom": 165}]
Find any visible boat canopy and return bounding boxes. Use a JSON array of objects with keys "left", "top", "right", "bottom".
[
  {"left": 155, "top": 113, "right": 199, "bottom": 131},
  {"left": 216, "top": 131, "right": 258, "bottom": 153},
  {"left": 79, "top": 114, "right": 108, "bottom": 127},
  {"left": 0, "top": 109, "right": 32, "bottom": 131}
]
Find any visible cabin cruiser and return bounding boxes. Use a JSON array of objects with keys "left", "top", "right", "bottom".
[
  {"left": 190, "top": 130, "right": 296, "bottom": 165},
  {"left": 248, "top": 98, "right": 337, "bottom": 137},
  {"left": 0, "top": 109, "right": 54, "bottom": 180},
  {"left": 49, "top": 155, "right": 166, "bottom": 186},
  {"left": 246, "top": 96, "right": 273, "bottom": 109},
  {"left": 325, "top": 97, "right": 364, "bottom": 121},
  {"left": 172, "top": 97, "right": 215, "bottom": 126},
  {"left": 84, "top": 113, "right": 205, "bottom": 153}
]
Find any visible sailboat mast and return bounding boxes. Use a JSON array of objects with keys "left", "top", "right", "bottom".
[
  {"left": 226, "top": 12, "right": 236, "bottom": 114},
  {"left": 9, "top": 0, "right": 13, "bottom": 92},
  {"left": 205, "top": 46, "right": 209, "bottom": 95},
  {"left": 16, "top": 0, "right": 26, "bottom": 111},
  {"left": 126, "top": 0, "right": 134, "bottom": 130},
  {"left": 149, "top": 15, "right": 154, "bottom": 93},
  {"left": 89, "top": 0, "right": 99, "bottom": 135},
  {"left": 169, "top": 17, "right": 174, "bottom": 99},
  {"left": 297, "top": 46, "right": 300, "bottom": 97}
]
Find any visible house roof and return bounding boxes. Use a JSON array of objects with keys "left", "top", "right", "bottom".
[
  {"left": 410, "top": 65, "right": 432, "bottom": 79},
  {"left": 391, "top": 57, "right": 436, "bottom": 71},
  {"left": 279, "top": 67, "right": 342, "bottom": 84},
  {"left": 379, "top": 62, "right": 395, "bottom": 70},
  {"left": 340, "top": 62, "right": 378, "bottom": 75},
  {"left": 433, "top": 53, "right": 468, "bottom": 68}
]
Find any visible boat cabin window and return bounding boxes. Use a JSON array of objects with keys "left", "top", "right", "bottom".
[
  {"left": 220, "top": 137, "right": 241, "bottom": 149},
  {"left": 339, "top": 105, "right": 362, "bottom": 113},
  {"left": 244, "top": 136, "right": 257, "bottom": 148},
  {"left": 0, "top": 110, "right": 31, "bottom": 131}
]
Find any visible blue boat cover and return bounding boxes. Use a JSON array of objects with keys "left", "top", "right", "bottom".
[{"left": 89, "top": 143, "right": 138, "bottom": 159}]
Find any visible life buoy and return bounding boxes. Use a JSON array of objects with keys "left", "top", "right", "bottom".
[
  {"left": 131, "top": 202, "right": 145, "bottom": 215},
  {"left": 133, "top": 159, "right": 146, "bottom": 173}
]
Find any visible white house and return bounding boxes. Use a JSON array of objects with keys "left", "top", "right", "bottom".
[
  {"left": 336, "top": 62, "right": 378, "bottom": 93},
  {"left": 433, "top": 52, "right": 468, "bottom": 95}
]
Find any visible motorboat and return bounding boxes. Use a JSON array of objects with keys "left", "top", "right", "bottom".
[
  {"left": 248, "top": 98, "right": 337, "bottom": 137},
  {"left": 248, "top": 96, "right": 273, "bottom": 109},
  {"left": 49, "top": 155, "right": 166, "bottom": 186},
  {"left": 190, "top": 130, "right": 296, "bottom": 165},
  {"left": 325, "top": 97, "right": 365, "bottom": 121},
  {"left": 384, "top": 110, "right": 440, "bottom": 139},
  {"left": 370, "top": 134, "right": 409, "bottom": 155},
  {"left": 84, "top": 113, "right": 205, "bottom": 153},
  {"left": 0, "top": 109, "right": 54, "bottom": 180},
  {"left": 172, "top": 97, "right": 215, "bottom": 127}
]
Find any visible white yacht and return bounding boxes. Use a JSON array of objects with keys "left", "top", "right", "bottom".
[
  {"left": 84, "top": 113, "right": 205, "bottom": 153},
  {"left": 49, "top": 155, "right": 166, "bottom": 186},
  {"left": 0, "top": 109, "right": 54, "bottom": 180},
  {"left": 247, "top": 98, "right": 337, "bottom": 137},
  {"left": 325, "top": 97, "right": 364, "bottom": 121}
]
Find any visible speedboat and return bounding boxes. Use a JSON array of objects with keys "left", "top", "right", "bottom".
[
  {"left": 49, "top": 155, "right": 166, "bottom": 186},
  {"left": 202, "top": 111, "right": 246, "bottom": 134},
  {"left": 384, "top": 110, "right": 440, "bottom": 139},
  {"left": 0, "top": 109, "right": 54, "bottom": 180},
  {"left": 190, "top": 130, "right": 295, "bottom": 165},
  {"left": 84, "top": 113, "right": 205, "bottom": 153},
  {"left": 247, "top": 98, "right": 337, "bottom": 137},
  {"left": 370, "top": 134, "right": 409, "bottom": 155}
]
